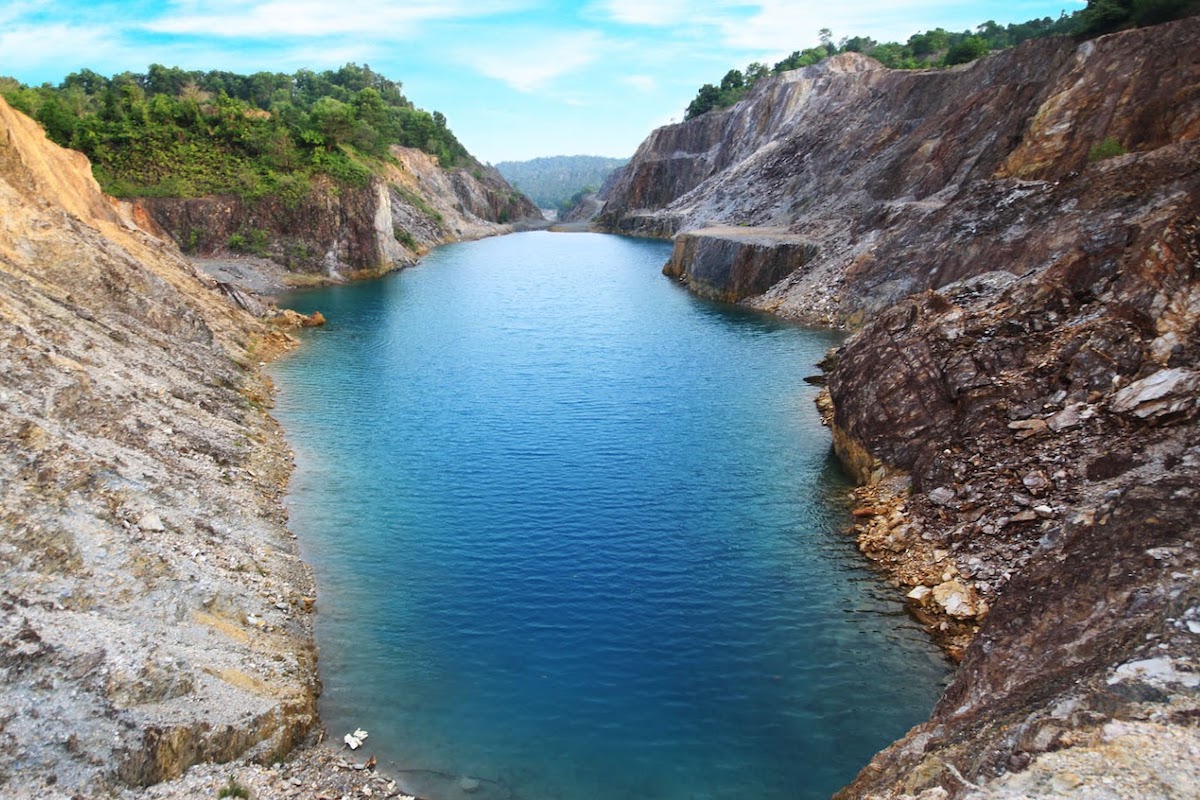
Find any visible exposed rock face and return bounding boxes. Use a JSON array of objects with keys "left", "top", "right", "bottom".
[
  {"left": 827, "top": 185, "right": 1200, "bottom": 796},
  {"left": 136, "top": 149, "right": 540, "bottom": 279},
  {"left": 0, "top": 96, "right": 320, "bottom": 797},
  {"left": 598, "top": 19, "right": 1200, "bottom": 325},
  {"left": 560, "top": 192, "right": 604, "bottom": 223},
  {"left": 662, "top": 227, "right": 815, "bottom": 302},
  {"left": 603, "top": 17, "right": 1200, "bottom": 800}
]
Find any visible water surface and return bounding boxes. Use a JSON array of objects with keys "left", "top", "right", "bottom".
[{"left": 270, "top": 232, "right": 947, "bottom": 800}]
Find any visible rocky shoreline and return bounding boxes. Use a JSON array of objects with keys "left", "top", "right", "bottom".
[
  {"left": 5, "top": 18, "right": 1200, "bottom": 799},
  {"left": 594, "top": 17, "right": 1200, "bottom": 799},
  {"left": 0, "top": 93, "right": 472, "bottom": 799}
]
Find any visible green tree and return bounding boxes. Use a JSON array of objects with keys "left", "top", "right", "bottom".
[
  {"left": 308, "top": 97, "right": 355, "bottom": 150},
  {"left": 745, "top": 62, "right": 770, "bottom": 83},
  {"left": 841, "top": 36, "right": 878, "bottom": 53},
  {"left": 685, "top": 83, "right": 722, "bottom": 119},
  {"left": 944, "top": 36, "right": 989, "bottom": 65},
  {"left": 818, "top": 27, "right": 836, "bottom": 53},
  {"left": 1132, "top": 0, "right": 1200, "bottom": 25},
  {"left": 1077, "top": 0, "right": 1135, "bottom": 33}
]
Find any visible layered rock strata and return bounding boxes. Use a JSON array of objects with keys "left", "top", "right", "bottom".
[
  {"left": 598, "top": 18, "right": 1200, "bottom": 325},
  {"left": 0, "top": 96, "right": 321, "bottom": 797},
  {"left": 662, "top": 227, "right": 816, "bottom": 302},
  {"left": 136, "top": 149, "right": 539, "bottom": 279},
  {"left": 829, "top": 163, "right": 1200, "bottom": 797},
  {"left": 602, "top": 17, "right": 1200, "bottom": 800}
]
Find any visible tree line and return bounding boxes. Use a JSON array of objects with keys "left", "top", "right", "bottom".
[
  {"left": 685, "top": 0, "right": 1199, "bottom": 120},
  {"left": 0, "top": 63, "right": 472, "bottom": 199}
]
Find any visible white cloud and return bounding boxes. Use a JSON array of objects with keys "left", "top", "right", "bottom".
[
  {"left": 0, "top": 23, "right": 122, "bottom": 75},
  {"left": 714, "top": 1, "right": 1033, "bottom": 55},
  {"left": 623, "top": 74, "right": 657, "bottom": 92},
  {"left": 145, "top": 0, "right": 526, "bottom": 38},
  {"left": 0, "top": 1, "right": 44, "bottom": 28},
  {"left": 592, "top": 1, "right": 1008, "bottom": 58},
  {"left": 459, "top": 31, "right": 608, "bottom": 93},
  {"left": 595, "top": 0, "right": 696, "bottom": 26},
  {"left": 591, "top": 0, "right": 751, "bottom": 27}
]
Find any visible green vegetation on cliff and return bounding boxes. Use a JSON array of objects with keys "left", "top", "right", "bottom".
[
  {"left": 684, "top": 0, "right": 1200, "bottom": 119},
  {"left": 0, "top": 63, "right": 472, "bottom": 199},
  {"left": 494, "top": 155, "right": 627, "bottom": 212}
]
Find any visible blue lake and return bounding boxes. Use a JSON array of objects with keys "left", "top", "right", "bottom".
[{"left": 269, "top": 231, "right": 948, "bottom": 800}]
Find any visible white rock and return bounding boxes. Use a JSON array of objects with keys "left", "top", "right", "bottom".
[
  {"left": 137, "top": 512, "right": 166, "bottom": 532},
  {"left": 933, "top": 580, "right": 977, "bottom": 618},
  {"left": 1110, "top": 368, "right": 1200, "bottom": 419},
  {"left": 1108, "top": 657, "right": 1200, "bottom": 688},
  {"left": 459, "top": 776, "right": 481, "bottom": 793},
  {"left": 1150, "top": 332, "right": 1182, "bottom": 364},
  {"left": 343, "top": 728, "right": 369, "bottom": 749},
  {"left": 907, "top": 585, "right": 932, "bottom": 602},
  {"left": 928, "top": 486, "right": 956, "bottom": 506},
  {"left": 1047, "top": 404, "right": 1084, "bottom": 432}
]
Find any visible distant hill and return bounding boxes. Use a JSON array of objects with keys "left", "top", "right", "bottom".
[{"left": 495, "top": 155, "right": 627, "bottom": 211}]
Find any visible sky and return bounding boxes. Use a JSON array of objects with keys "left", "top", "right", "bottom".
[{"left": 2, "top": 1, "right": 1082, "bottom": 163}]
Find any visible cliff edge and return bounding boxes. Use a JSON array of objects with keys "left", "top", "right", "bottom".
[
  {"left": 599, "top": 19, "right": 1200, "bottom": 324},
  {"left": 603, "top": 17, "right": 1200, "bottom": 799},
  {"left": 136, "top": 152, "right": 540, "bottom": 282},
  {"left": 0, "top": 95, "right": 320, "bottom": 797}
]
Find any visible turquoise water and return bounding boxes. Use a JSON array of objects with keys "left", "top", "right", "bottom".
[{"left": 269, "top": 232, "right": 948, "bottom": 800}]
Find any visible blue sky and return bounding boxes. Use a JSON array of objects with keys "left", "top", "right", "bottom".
[{"left": 2, "top": 1, "right": 1080, "bottom": 163}]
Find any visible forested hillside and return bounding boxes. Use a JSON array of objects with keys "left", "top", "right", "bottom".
[
  {"left": 0, "top": 63, "right": 471, "bottom": 199},
  {"left": 0, "top": 62, "right": 538, "bottom": 276},
  {"left": 495, "top": 155, "right": 627, "bottom": 211}
]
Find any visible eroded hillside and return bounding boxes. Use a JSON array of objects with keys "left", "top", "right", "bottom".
[
  {"left": 600, "top": 17, "right": 1200, "bottom": 799},
  {"left": 137, "top": 152, "right": 539, "bottom": 279},
  {"left": 598, "top": 19, "right": 1199, "bottom": 323},
  {"left": 0, "top": 95, "right": 319, "bottom": 797}
]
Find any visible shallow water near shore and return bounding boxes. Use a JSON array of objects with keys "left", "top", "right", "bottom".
[{"left": 270, "top": 231, "right": 948, "bottom": 800}]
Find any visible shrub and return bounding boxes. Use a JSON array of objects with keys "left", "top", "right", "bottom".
[
  {"left": 944, "top": 36, "right": 989, "bottom": 65},
  {"left": 247, "top": 228, "right": 270, "bottom": 257},
  {"left": 228, "top": 229, "right": 270, "bottom": 256},
  {"left": 1088, "top": 136, "right": 1128, "bottom": 161},
  {"left": 217, "top": 775, "right": 249, "bottom": 799},
  {"left": 393, "top": 226, "right": 417, "bottom": 250}
]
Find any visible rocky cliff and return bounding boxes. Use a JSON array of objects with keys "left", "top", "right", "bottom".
[
  {"left": 603, "top": 17, "right": 1200, "bottom": 800},
  {"left": 598, "top": 19, "right": 1200, "bottom": 321},
  {"left": 0, "top": 95, "right": 322, "bottom": 797},
  {"left": 136, "top": 151, "right": 540, "bottom": 280}
]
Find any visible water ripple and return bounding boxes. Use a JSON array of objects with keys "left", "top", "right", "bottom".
[{"left": 271, "top": 232, "right": 949, "bottom": 800}]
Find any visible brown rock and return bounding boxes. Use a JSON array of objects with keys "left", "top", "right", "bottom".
[{"left": 1008, "top": 418, "right": 1049, "bottom": 439}]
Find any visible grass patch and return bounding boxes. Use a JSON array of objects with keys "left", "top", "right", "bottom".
[
  {"left": 1088, "top": 136, "right": 1128, "bottom": 162},
  {"left": 218, "top": 775, "right": 250, "bottom": 799}
]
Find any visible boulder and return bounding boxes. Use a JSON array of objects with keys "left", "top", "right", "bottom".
[
  {"left": 1110, "top": 368, "right": 1200, "bottom": 420},
  {"left": 932, "top": 580, "right": 978, "bottom": 619}
]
